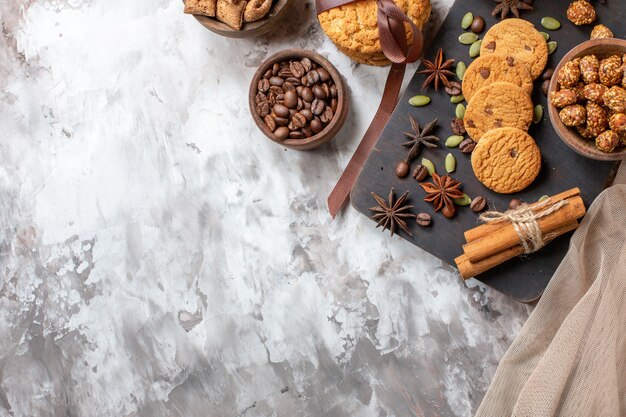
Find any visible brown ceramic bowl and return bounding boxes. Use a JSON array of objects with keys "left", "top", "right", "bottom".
[
  {"left": 249, "top": 49, "right": 349, "bottom": 151},
  {"left": 187, "top": 0, "right": 295, "bottom": 39},
  {"left": 548, "top": 38, "right": 626, "bottom": 161}
]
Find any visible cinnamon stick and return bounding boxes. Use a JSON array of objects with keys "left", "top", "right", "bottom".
[
  {"left": 455, "top": 221, "right": 579, "bottom": 280},
  {"left": 462, "top": 195, "right": 586, "bottom": 263},
  {"left": 464, "top": 188, "right": 581, "bottom": 243}
]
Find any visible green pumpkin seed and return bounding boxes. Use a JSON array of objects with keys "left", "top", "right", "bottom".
[
  {"left": 461, "top": 12, "right": 474, "bottom": 30},
  {"left": 445, "top": 153, "right": 456, "bottom": 173},
  {"left": 451, "top": 95, "right": 465, "bottom": 104},
  {"left": 445, "top": 135, "right": 465, "bottom": 147},
  {"left": 469, "top": 40, "right": 482, "bottom": 58},
  {"left": 455, "top": 103, "right": 466, "bottom": 119},
  {"left": 533, "top": 104, "right": 544, "bottom": 124},
  {"left": 421, "top": 158, "right": 436, "bottom": 175},
  {"left": 538, "top": 195, "right": 549, "bottom": 202},
  {"left": 453, "top": 193, "right": 472, "bottom": 206},
  {"left": 547, "top": 41, "right": 558, "bottom": 55},
  {"left": 539, "top": 31, "right": 550, "bottom": 41},
  {"left": 456, "top": 61, "right": 467, "bottom": 80},
  {"left": 409, "top": 95, "right": 431, "bottom": 107},
  {"left": 459, "top": 32, "right": 479, "bottom": 45},
  {"left": 541, "top": 16, "right": 561, "bottom": 31}
]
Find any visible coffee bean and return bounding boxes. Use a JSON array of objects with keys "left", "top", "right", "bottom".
[
  {"left": 395, "top": 161, "right": 410, "bottom": 178},
  {"left": 256, "top": 101, "right": 270, "bottom": 117},
  {"left": 321, "top": 83, "right": 330, "bottom": 98},
  {"left": 300, "top": 109, "right": 314, "bottom": 121},
  {"left": 272, "top": 62, "right": 280, "bottom": 75},
  {"left": 313, "top": 85, "right": 328, "bottom": 100},
  {"left": 255, "top": 92, "right": 267, "bottom": 104},
  {"left": 290, "top": 61, "right": 305, "bottom": 78},
  {"left": 310, "top": 119, "right": 324, "bottom": 133},
  {"left": 471, "top": 16, "right": 485, "bottom": 34},
  {"left": 284, "top": 90, "right": 298, "bottom": 109},
  {"left": 296, "top": 86, "right": 304, "bottom": 95},
  {"left": 542, "top": 68, "right": 554, "bottom": 80},
  {"left": 289, "top": 109, "right": 297, "bottom": 118},
  {"left": 412, "top": 164, "right": 429, "bottom": 181},
  {"left": 278, "top": 68, "right": 293, "bottom": 78},
  {"left": 269, "top": 76, "right": 284, "bottom": 87},
  {"left": 289, "top": 130, "right": 305, "bottom": 139},
  {"left": 296, "top": 98, "right": 304, "bottom": 111},
  {"left": 470, "top": 196, "right": 487, "bottom": 213},
  {"left": 274, "top": 116, "right": 289, "bottom": 126},
  {"left": 273, "top": 104, "right": 290, "bottom": 118},
  {"left": 445, "top": 81, "right": 462, "bottom": 96},
  {"left": 303, "top": 101, "right": 311, "bottom": 110},
  {"left": 542, "top": 79, "right": 551, "bottom": 97},
  {"left": 285, "top": 77, "right": 301, "bottom": 86},
  {"left": 451, "top": 118, "right": 466, "bottom": 135},
  {"left": 301, "top": 57, "right": 312, "bottom": 72},
  {"left": 320, "top": 106, "right": 334, "bottom": 124},
  {"left": 291, "top": 112, "right": 307, "bottom": 129},
  {"left": 330, "top": 84, "right": 338, "bottom": 98},
  {"left": 274, "top": 126, "right": 289, "bottom": 140},
  {"left": 311, "top": 99, "right": 325, "bottom": 115},
  {"left": 302, "top": 127, "right": 313, "bottom": 138},
  {"left": 282, "top": 82, "right": 295, "bottom": 92},
  {"left": 301, "top": 87, "right": 314, "bottom": 102},
  {"left": 258, "top": 79, "right": 270, "bottom": 93},
  {"left": 301, "top": 76, "right": 310, "bottom": 87},
  {"left": 306, "top": 70, "right": 320, "bottom": 85},
  {"left": 459, "top": 138, "right": 476, "bottom": 153},
  {"left": 269, "top": 85, "right": 283, "bottom": 95},
  {"left": 316, "top": 67, "right": 331, "bottom": 82},
  {"left": 330, "top": 98, "right": 338, "bottom": 113},
  {"left": 263, "top": 69, "right": 273, "bottom": 79},
  {"left": 416, "top": 213, "right": 432, "bottom": 227},
  {"left": 509, "top": 199, "right": 524, "bottom": 210},
  {"left": 264, "top": 115, "right": 276, "bottom": 131}
]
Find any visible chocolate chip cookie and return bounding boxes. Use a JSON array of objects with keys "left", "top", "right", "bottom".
[
  {"left": 471, "top": 127, "right": 542, "bottom": 194},
  {"left": 464, "top": 82, "right": 534, "bottom": 142},
  {"left": 462, "top": 54, "right": 533, "bottom": 101},
  {"left": 480, "top": 18, "right": 548, "bottom": 79}
]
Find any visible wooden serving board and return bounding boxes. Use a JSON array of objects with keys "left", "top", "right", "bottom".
[{"left": 351, "top": 0, "right": 623, "bottom": 302}]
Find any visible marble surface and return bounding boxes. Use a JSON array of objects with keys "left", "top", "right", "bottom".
[{"left": 0, "top": 1, "right": 533, "bottom": 416}]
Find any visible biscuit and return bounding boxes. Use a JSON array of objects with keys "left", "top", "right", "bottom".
[
  {"left": 184, "top": 0, "right": 217, "bottom": 16},
  {"left": 464, "top": 82, "right": 534, "bottom": 142},
  {"left": 462, "top": 54, "right": 533, "bottom": 101},
  {"left": 217, "top": 0, "right": 247, "bottom": 30},
  {"left": 318, "top": 0, "right": 431, "bottom": 66},
  {"left": 471, "top": 127, "right": 541, "bottom": 194},
  {"left": 244, "top": 0, "right": 272, "bottom": 23},
  {"left": 480, "top": 18, "right": 548, "bottom": 79}
]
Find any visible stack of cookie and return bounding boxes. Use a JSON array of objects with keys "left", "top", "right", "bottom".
[
  {"left": 317, "top": 0, "right": 432, "bottom": 66},
  {"left": 184, "top": 0, "right": 274, "bottom": 30},
  {"left": 462, "top": 18, "right": 547, "bottom": 194}
]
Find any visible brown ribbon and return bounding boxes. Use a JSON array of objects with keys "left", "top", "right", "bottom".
[{"left": 317, "top": 0, "right": 424, "bottom": 218}]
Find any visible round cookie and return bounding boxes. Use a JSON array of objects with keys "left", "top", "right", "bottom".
[
  {"left": 464, "top": 82, "right": 534, "bottom": 142},
  {"left": 480, "top": 18, "right": 548, "bottom": 79},
  {"left": 462, "top": 54, "right": 533, "bottom": 101},
  {"left": 318, "top": 0, "right": 431, "bottom": 66},
  {"left": 471, "top": 127, "right": 541, "bottom": 194}
]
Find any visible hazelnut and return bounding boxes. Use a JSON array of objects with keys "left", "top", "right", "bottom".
[
  {"left": 599, "top": 55, "right": 623, "bottom": 87},
  {"left": 579, "top": 54, "right": 600, "bottom": 84},
  {"left": 567, "top": 0, "right": 597, "bottom": 26},
  {"left": 557, "top": 60, "right": 581, "bottom": 88},
  {"left": 609, "top": 113, "right": 626, "bottom": 134},
  {"left": 604, "top": 86, "right": 626, "bottom": 113},
  {"left": 591, "top": 24, "right": 614, "bottom": 39},
  {"left": 550, "top": 89, "right": 578, "bottom": 108},
  {"left": 595, "top": 130, "right": 619, "bottom": 153},
  {"left": 560, "top": 104, "right": 587, "bottom": 127}
]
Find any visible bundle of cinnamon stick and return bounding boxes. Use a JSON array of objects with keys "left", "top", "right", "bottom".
[{"left": 455, "top": 188, "right": 586, "bottom": 280}]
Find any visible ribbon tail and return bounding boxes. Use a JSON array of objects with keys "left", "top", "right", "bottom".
[{"left": 327, "top": 63, "right": 406, "bottom": 218}]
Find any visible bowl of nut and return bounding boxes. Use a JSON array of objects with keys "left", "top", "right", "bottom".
[
  {"left": 184, "top": 0, "right": 295, "bottom": 38},
  {"left": 249, "top": 49, "right": 349, "bottom": 151},
  {"left": 548, "top": 38, "right": 626, "bottom": 161}
]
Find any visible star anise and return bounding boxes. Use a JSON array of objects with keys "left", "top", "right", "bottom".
[
  {"left": 369, "top": 188, "right": 415, "bottom": 237},
  {"left": 419, "top": 173, "right": 465, "bottom": 219},
  {"left": 418, "top": 48, "right": 455, "bottom": 91},
  {"left": 403, "top": 116, "right": 439, "bottom": 161},
  {"left": 492, "top": 0, "right": 533, "bottom": 20}
]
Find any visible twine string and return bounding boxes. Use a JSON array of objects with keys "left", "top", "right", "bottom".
[{"left": 479, "top": 198, "right": 569, "bottom": 254}]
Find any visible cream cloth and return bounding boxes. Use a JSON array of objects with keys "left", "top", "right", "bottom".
[{"left": 476, "top": 161, "right": 626, "bottom": 417}]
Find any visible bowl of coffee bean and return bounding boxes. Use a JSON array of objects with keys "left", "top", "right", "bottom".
[{"left": 249, "top": 49, "right": 349, "bottom": 150}]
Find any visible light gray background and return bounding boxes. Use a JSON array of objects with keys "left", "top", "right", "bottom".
[{"left": 0, "top": 1, "right": 531, "bottom": 416}]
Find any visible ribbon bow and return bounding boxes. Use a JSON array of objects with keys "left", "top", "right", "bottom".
[{"left": 317, "top": 0, "right": 424, "bottom": 217}]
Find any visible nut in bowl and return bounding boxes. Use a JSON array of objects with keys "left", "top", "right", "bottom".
[
  {"left": 548, "top": 38, "right": 626, "bottom": 161},
  {"left": 249, "top": 49, "right": 349, "bottom": 151}
]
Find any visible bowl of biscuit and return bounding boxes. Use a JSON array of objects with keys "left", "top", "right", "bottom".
[
  {"left": 184, "top": 0, "right": 295, "bottom": 38},
  {"left": 548, "top": 38, "right": 626, "bottom": 161}
]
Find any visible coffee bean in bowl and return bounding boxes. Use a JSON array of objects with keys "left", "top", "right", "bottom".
[{"left": 249, "top": 49, "right": 349, "bottom": 151}]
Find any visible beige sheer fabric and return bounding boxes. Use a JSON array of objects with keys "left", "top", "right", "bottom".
[{"left": 476, "top": 161, "right": 626, "bottom": 417}]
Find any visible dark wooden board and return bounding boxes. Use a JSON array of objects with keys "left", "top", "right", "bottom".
[{"left": 352, "top": 0, "right": 623, "bottom": 302}]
